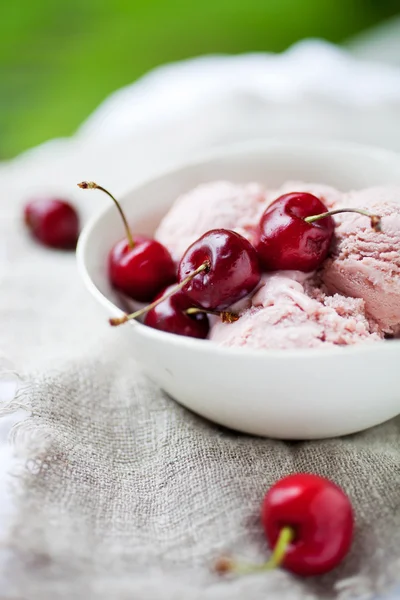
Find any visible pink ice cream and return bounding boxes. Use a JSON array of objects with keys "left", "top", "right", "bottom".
[
  {"left": 154, "top": 181, "right": 267, "bottom": 262},
  {"left": 268, "top": 181, "right": 342, "bottom": 210},
  {"left": 209, "top": 272, "right": 381, "bottom": 350},
  {"left": 155, "top": 179, "right": 397, "bottom": 350},
  {"left": 321, "top": 186, "right": 400, "bottom": 336},
  {"left": 155, "top": 180, "right": 343, "bottom": 263}
]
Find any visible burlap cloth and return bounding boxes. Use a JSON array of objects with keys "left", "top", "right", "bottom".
[{"left": 1, "top": 46, "right": 400, "bottom": 600}]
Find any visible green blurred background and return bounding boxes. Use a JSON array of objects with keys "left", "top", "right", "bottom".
[{"left": 1, "top": 0, "right": 399, "bottom": 159}]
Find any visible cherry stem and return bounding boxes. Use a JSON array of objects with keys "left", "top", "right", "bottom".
[
  {"left": 268, "top": 526, "right": 294, "bottom": 568},
  {"left": 214, "top": 526, "right": 294, "bottom": 576},
  {"left": 305, "top": 208, "right": 381, "bottom": 232},
  {"left": 78, "top": 181, "right": 135, "bottom": 248},
  {"left": 109, "top": 262, "right": 210, "bottom": 326},
  {"left": 185, "top": 307, "right": 239, "bottom": 324}
]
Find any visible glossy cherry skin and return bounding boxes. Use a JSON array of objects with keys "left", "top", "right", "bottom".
[
  {"left": 109, "top": 236, "right": 176, "bottom": 303},
  {"left": 24, "top": 198, "right": 79, "bottom": 249},
  {"left": 261, "top": 473, "right": 354, "bottom": 576},
  {"left": 178, "top": 229, "right": 261, "bottom": 310},
  {"left": 257, "top": 193, "right": 335, "bottom": 272},
  {"left": 144, "top": 286, "right": 209, "bottom": 338}
]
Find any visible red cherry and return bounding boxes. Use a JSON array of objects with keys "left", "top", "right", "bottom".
[
  {"left": 109, "top": 267, "right": 240, "bottom": 329},
  {"left": 144, "top": 286, "right": 210, "bottom": 338},
  {"left": 257, "top": 193, "right": 382, "bottom": 273},
  {"left": 261, "top": 473, "right": 354, "bottom": 576},
  {"left": 257, "top": 193, "right": 335, "bottom": 272},
  {"left": 109, "top": 236, "right": 176, "bottom": 302},
  {"left": 24, "top": 198, "right": 79, "bottom": 249},
  {"left": 78, "top": 181, "right": 176, "bottom": 302},
  {"left": 178, "top": 229, "right": 261, "bottom": 310}
]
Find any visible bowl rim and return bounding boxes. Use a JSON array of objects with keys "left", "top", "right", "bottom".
[{"left": 76, "top": 136, "right": 400, "bottom": 360}]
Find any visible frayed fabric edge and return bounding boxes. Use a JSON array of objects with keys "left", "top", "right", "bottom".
[
  {"left": 0, "top": 366, "right": 61, "bottom": 597},
  {"left": 0, "top": 368, "right": 57, "bottom": 470}
]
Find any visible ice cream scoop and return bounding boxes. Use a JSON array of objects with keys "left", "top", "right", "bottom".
[
  {"left": 321, "top": 186, "right": 400, "bottom": 336},
  {"left": 155, "top": 181, "right": 267, "bottom": 262},
  {"left": 209, "top": 272, "right": 382, "bottom": 350}
]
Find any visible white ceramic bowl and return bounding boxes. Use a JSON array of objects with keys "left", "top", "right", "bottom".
[{"left": 77, "top": 139, "right": 400, "bottom": 440}]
